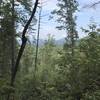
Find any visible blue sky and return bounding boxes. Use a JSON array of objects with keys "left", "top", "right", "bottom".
[{"left": 36, "top": 0, "right": 100, "bottom": 40}]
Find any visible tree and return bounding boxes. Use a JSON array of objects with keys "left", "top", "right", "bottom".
[
  {"left": 0, "top": 0, "right": 16, "bottom": 78},
  {"left": 80, "top": 24, "right": 100, "bottom": 98},
  {"left": 7, "top": 1, "right": 39, "bottom": 100},
  {"left": 52, "top": 0, "right": 78, "bottom": 55},
  {"left": 34, "top": 2, "right": 42, "bottom": 71},
  {"left": 0, "top": 0, "right": 39, "bottom": 99}
]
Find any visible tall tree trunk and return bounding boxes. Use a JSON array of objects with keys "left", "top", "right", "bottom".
[
  {"left": 34, "top": 5, "right": 42, "bottom": 71},
  {"left": 7, "top": 0, "right": 39, "bottom": 100},
  {"left": 11, "top": 0, "right": 15, "bottom": 82}
]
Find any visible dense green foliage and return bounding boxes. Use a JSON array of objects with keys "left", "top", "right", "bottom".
[
  {"left": 0, "top": 0, "right": 100, "bottom": 100},
  {"left": 12, "top": 28, "right": 100, "bottom": 100}
]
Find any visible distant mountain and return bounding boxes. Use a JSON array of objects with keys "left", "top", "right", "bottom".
[
  {"left": 37, "top": 38, "right": 80, "bottom": 46},
  {"left": 38, "top": 39, "right": 45, "bottom": 46},
  {"left": 55, "top": 38, "right": 66, "bottom": 45},
  {"left": 38, "top": 38, "right": 66, "bottom": 46}
]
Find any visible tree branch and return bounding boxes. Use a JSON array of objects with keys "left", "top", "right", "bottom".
[
  {"left": 11, "top": 0, "right": 39, "bottom": 86},
  {"left": 82, "top": 1, "right": 100, "bottom": 9}
]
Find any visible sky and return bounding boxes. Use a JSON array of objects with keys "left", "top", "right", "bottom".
[{"left": 36, "top": 0, "right": 100, "bottom": 40}]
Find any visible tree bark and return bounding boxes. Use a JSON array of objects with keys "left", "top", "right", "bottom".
[
  {"left": 11, "top": 0, "right": 39, "bottom": 86},
  {"left": 34, "top": 5, "right": 42, "bottom": 71},
  {"left": 7, "top": 0, "right": 39, "bottom": 100}
]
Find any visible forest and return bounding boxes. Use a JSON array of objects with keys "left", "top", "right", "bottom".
[{"left": 0, "top": 0, "right": 100, "bottom": 100}]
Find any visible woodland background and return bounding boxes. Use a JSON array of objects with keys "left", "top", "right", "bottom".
[{"left": 0, "top": 0, "right": 100, "bottom": 100}]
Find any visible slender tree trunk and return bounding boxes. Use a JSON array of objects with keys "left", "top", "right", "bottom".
[
  {"left": 34, "top": 5, "right": 42, "bottom": 71},
  {"left": 7, "top": 0, "right": 15, "bottom": 98},
  {"left": 11, "top": 0, "right": 15, "bottom": 83},
  {"left": 7, "top": 0, "right": 39, "bottom": 100},
  {"left": 76, "top": 96, "right": 81, "bottom": 100},
  {"left": 10, "top": 0, "right": 39, "bottom": 87},
  {"left": 71, "top": 35, "right": 75, "bottom": 56}
]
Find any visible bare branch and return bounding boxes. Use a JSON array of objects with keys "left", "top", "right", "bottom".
[{"left": 83, "top": 1, "right": 100, "bottom": 9}]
